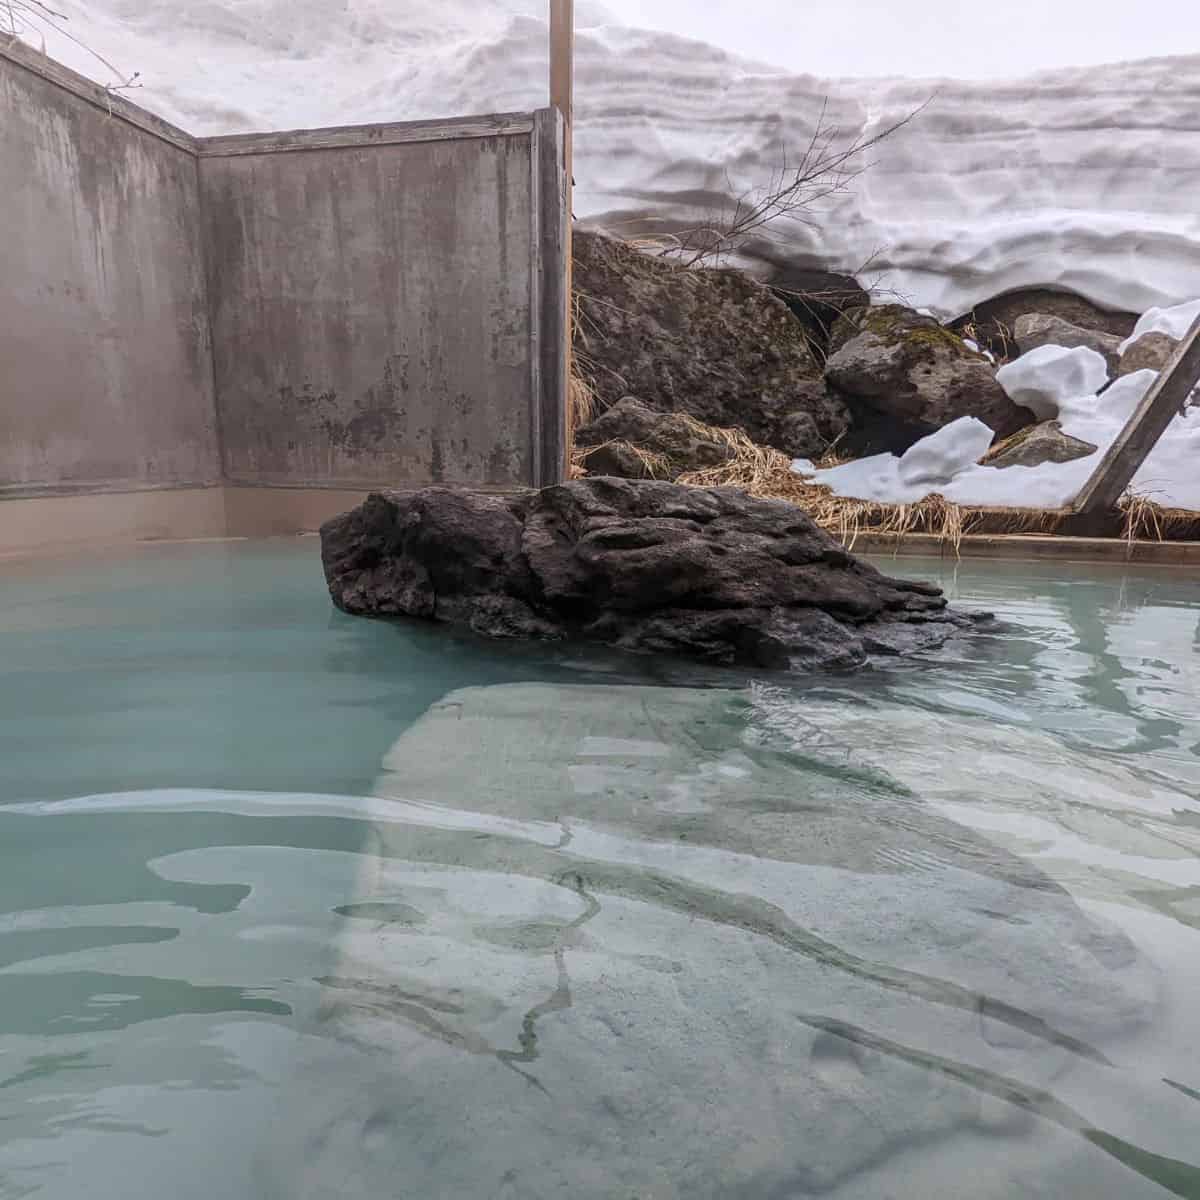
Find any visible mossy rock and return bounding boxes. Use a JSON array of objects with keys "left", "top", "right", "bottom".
[
  {"left": 824, "top": 304, "right": 1035, "bottom": 454},
  {"left": 572, "top": 231, "right": 850, "bottom": 457}
]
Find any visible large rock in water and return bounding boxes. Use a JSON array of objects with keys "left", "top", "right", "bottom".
[
  {"left": 320, "top": 479, "right": 984, "bottom": 671},
  {"left": 572, "top": 230, "right": 851, "bottom": 458},
  {"left": 824, "top": 305, "right": 1035, "bottom": 454}
]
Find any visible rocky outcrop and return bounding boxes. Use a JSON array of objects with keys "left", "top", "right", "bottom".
[
  {"left": 1117, "top": 331, "right": 1178, "bottom": 376},
  {"left": 573, "top": 398, "right": 734, "bottom": 480},
  {"left": 321, "top": 480, "right": 986, "bottom": 672},
  {"left": 983, "top": 420, "right": 1098, "bottom": 469},
  {"left": 950, "top": 289, "right": 1137, "bottom": 360},
  {"left": 767, "top": 267, "right": 870, "bottom": 361},
  {"left": 824, "top": 305, "right": 1035, "bottom": 454},
  {"left": 572, "top": 231, "right": 850, "bottom": 458},
  {"left": 1013, "top": 313, "right": 1122, "bottom": 375}
]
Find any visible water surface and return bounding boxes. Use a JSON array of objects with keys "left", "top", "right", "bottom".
[{"left": 0, "top": 539, "right": 1197, "bottom": 1198}]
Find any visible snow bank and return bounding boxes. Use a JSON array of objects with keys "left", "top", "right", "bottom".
[
  {"left": 796, "top": 329, "right": 1200, "bottom": 512},
  {"left": 11, "top": 0, "right": 1200, "bottom": 318}
]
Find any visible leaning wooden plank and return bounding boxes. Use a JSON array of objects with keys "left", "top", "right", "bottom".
[{"left": 1071, "top": 314, "right": 1200, "bottom": 515}]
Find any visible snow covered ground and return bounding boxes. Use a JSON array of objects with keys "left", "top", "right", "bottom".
[
  {"left": 9, "top": 0, "right": 1200, "bottom": 319},
  {"left": 795, "top": 299, "right": 1200, "bottom": 512}
]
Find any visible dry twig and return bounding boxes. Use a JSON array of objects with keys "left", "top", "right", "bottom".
[
  {"left": 658, "top": 97, "right": 933, "bottom": 268},
  {"left": 2, "top": 0, "right": 140, "bottom": 93}
]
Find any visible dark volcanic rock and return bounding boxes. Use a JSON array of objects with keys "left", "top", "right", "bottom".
[
  {"left": 825, "top": 305, "right": 1035, "bottom": 454},
  {"left": 574, "top": 397, "right": 734, "bottom": 480},
  {"left": 321, "top": 479, "right": 985, "bottom": 672},
  {"left": 572, "top": 230, "right": 851, "bottom": 457}
]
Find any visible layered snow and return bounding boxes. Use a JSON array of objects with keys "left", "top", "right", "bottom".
[
  {"left": 11, "top": 0, "right": 1200, "bottom": 318},
  {"left": 796, "top": 358, "right": 1200, "bottom": 512}
]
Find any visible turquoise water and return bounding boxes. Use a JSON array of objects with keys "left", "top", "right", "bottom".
[{"left": 0, "top": 538, "right": 1198, "bottom": 1198}]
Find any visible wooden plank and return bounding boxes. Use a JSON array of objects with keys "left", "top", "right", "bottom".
[
  {"left": 850, "top": 531, "right": 1200, "bottom": 567},
  {"left": 197, "top": 112, "right": 535, "bottom": 157},
  {"left": 1072, "top": 314, "right": 1200, "bottom": 514},
  {"left": 0, "top": 36, "right": 197, "bottom": 153}
]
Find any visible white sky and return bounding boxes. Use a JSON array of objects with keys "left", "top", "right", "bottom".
[{"left": 600, "top": 0, "right": 1199, "bottom": 78}]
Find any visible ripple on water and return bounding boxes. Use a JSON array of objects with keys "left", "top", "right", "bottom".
[{"left": 0, "top": 541, "right": 1197, "bottom": 1198}]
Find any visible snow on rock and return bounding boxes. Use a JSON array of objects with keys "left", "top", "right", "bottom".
[
  {"left": 11, "top": 0, "right": 1200, "bottom": 318},
  {"left": 995, "top": 345, "right": 1111, "bottom": 420},
  {"left": 793, "top": 417, "right": 992, "bottom": 505},
  {"left": 962, "top": 337, "right": 997, "bottom": 365},
  {"left": 896, "top": 418, "right": 995, "bottom": 487},
  {"left": 796, "top": 364, "right": 1200, "bottom": 512},
  {"left": 1119, "top": 298, "right": 1200, "bottom": 353}
]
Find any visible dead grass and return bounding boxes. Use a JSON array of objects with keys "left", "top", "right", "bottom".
[
  {"left": 568, "top": 289, "right": 601, "bottom": 446},
  {"left": 1120, "top": 492, "right": 1200, "bottom": 545},
  {"left": 573, "top": 437, "right": 674, "bottom": 480},
  {"left": 571, "top": 410, "right": 1200, "bottom": 553},
  {"left": 568, "top": 369, "right": 596, "bottom": 434},
  {"left": 666, "top": 418, "right": 1059, "bottom": 552}
]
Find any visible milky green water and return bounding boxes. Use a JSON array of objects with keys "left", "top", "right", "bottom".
[{"left": 0, "top": 539, "right": 1197, "bottom": 1198}]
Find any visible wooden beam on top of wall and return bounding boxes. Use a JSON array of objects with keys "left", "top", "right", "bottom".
[
  {"left": 550, "top": 0, "right": 574, "bottom": 476},
  {"left": 1071, "top": 314, "right": 1200, "bottom": 515}
]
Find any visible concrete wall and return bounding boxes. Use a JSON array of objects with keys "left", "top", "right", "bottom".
[
  {"left": 0, "top": 40, "right": 567, "bottom": 540},
  {"left": 0, "top": 41, "right": 220, "bottom": 497},
  {"left": 198, "top": 111, "right": 565, "bottom": 491}
]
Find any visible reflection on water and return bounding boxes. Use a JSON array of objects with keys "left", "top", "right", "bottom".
[{"left": 0, "top": 541, "right": 1197, "bottom": 1198}]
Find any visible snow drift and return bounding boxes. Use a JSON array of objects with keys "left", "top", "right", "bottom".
[{"left": 11, "top": 0, "right": 1200, "bottom": 318}]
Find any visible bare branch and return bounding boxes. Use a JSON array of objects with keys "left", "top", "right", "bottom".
[
  {"left": 664, "top": 95, "right": 934, "bottom": 269},
  {"left": 2, "top": 0, "right": 140, "bottom": 91}
]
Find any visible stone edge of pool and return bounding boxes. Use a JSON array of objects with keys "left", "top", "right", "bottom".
[{"left": 3, "top": 485, "right": 1198, "bottom": 569}]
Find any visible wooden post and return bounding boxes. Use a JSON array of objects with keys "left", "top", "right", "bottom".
[
  {"left": 550, "top": 0, "right": 573, "bottom": 470},
  {"left": 549, "top": 0, "right": 574, "bottom": 173},
  {"left": 1071, "top": 314, "right": 1200, "bottom": 515}
]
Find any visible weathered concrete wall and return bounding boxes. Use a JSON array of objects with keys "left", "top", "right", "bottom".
[
  {"left": 199, "top": 111, "right": 566, "bottom": 490},
  {"left": 0, "top": 39, "right": 567, "bottom": 522},
  {"left": 0, "top": 42, "right": 220, "bottom": 497}
]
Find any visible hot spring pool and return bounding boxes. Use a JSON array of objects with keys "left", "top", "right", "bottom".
[{"left": 1, "top": 538, "right": 1198, "bottom": 1198}]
